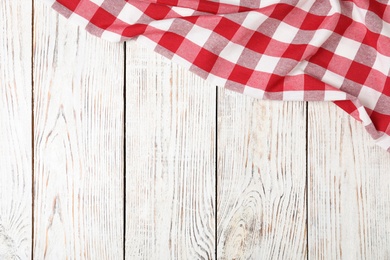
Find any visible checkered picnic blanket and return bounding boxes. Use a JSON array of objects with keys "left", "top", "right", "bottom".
[{"left": 44, "top": 0, "right": 390, "bottom": 152}]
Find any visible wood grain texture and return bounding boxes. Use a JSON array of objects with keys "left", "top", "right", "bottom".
[
  {"left": 0, "top": 1, "right": 32, "bottom": 259},
  {"left": 308, "top": 102, "right": 390, "bottom": 260},
  {"left": 125, "top": 41, "right": 216, "bottom": 260},
  {"left": 3, "top": 1, "right": 390, "bottom": 259},
  {"left": 217, "top": 92, "right": 307, "bottom": 260},
  {"left": 33, "top": 3, "right": 124, "bottom": 259}
]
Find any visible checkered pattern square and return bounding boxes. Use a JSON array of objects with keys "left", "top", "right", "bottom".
[{"left": 42, "top": 0, "right": 390, "bottom": 153}]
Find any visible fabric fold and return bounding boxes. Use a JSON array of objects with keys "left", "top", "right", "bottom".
[{"left": 43, "top": 0, "right": 390, "bottom": 152}]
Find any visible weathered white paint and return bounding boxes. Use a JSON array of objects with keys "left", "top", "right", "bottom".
[
  {"left": 216, "top": 93, "right": 307, "bottom": 259},
  {"left": 125, "top": 41, "right": 216, "bottom": 259},
  {"left": 0, "top": 0, "right": 32, "bottom": 259},
  {"left": 1, "top": 2, "right": 390, "bottom": 260},
  {"left": 33, "top": 2, "right": 124, "bottom": 259},
  {"left": 308, "top": 102, "right": 390, "bottom": 259}
]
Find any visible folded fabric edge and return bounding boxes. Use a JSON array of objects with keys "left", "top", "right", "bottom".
[{"left": 40, "top": 0, "right": 390, "bottom": 154}]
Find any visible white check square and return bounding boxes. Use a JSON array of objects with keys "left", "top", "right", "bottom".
[
  {"left": 90, "top": 0, "right": 105, "bottom": 5},
  {"left": 334, "top": 37, "right": 360, "bottom": 60},
  {"left": 372, "top": 53, "right": 389, "bottom": 75},
  {"left": 324, "top": 90, "right": 347, "bottom": 100},
  {"left": 117, "top": 4, "right": 144, "bottom": 24},
  {"left": 309, "top": 29, "right": 333, "bottom": 47},
  {"left": 255, "top": 54, "right": 280, "bottom": 73},
  {"left": 186, "top": 25, "right": 213, "bottom": 47},
  {"left": 381, "top": 20, "right": 390, "bottom": 37},
  {"left": 283, "top": 91, "right": 304, "bottom": 100},
  {"left": 272, "top": 22, "right": 299, "bottom": 43},
  {"left": 322, "top": 69, "right": 344, "bottom": 89},
  {"left": 219, "top": 41, "right": 245, "bottom": 64},
  {"left": 358, "top": 85, "right": 382, "bottom": 110},
  {"left": 171, "top": 6, "right": 196, "bottom": 17},
  {"left": 241, "top": 12, "right": 268, "bottom": 31},
  {"left": 149, "top": 19, "right": 174, "bottom": 31},
  {"left": 351, "top": 3, "right": 367, "bottom": 23}
]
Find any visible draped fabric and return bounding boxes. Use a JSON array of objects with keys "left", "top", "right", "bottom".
[{"left": 44, "top": 0, "right": 390, "bottom": 152}]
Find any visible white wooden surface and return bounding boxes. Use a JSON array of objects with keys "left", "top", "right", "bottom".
[
  {"left": 125, "top": 41, "right": 216, "bottom": 259},
  {"left": 0, "top": 0, "right": 32, "bottom": 259},
  {"left": 308, "top": 102, "right": 390, "bottom": 259},
  {"left": 33, "top": 3, "right": 124, "bottom": 259},
  {"left": 217, "top": 96, "right": 307, "bottom": 259},
  {"left": 1, "top": 1, "right": 390, "bottom": 259}
]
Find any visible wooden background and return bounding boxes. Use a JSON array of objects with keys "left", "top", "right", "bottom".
[{"left": 1, "top": 1, "right": 390, "bottom": 259}]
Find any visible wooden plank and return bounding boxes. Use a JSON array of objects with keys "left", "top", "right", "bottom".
[
  {"left": 0, "top": 1, "right": 32, "bottom": 259},
  {"left": 125, "top": 41, "right": 216, "bottom": 259},
  {"left": 33, "top": 3, "right": 124, "bottom": 259},
  {"left": 308, "top": 102, "right": 390, "bottom": 259},
  {"left": 217, "top": 93, "right": 307, "bottom": 259}
]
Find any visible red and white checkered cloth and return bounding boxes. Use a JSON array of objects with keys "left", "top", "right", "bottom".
[{"left": 43, "top": 0, "right": 390, "bottom": 152}]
